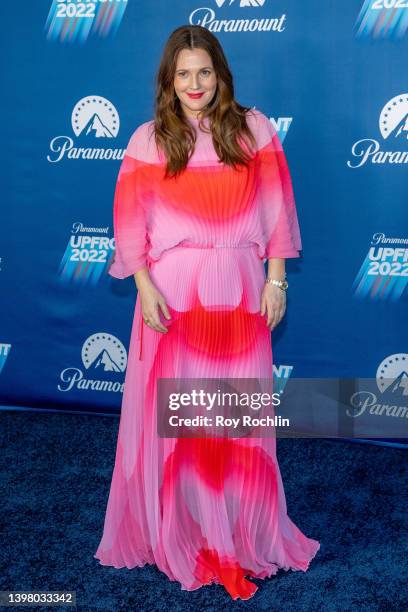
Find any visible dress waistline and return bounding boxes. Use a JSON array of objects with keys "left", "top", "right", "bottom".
[{"left": 176, "top": 242, "right": 256, "bottom": 249}]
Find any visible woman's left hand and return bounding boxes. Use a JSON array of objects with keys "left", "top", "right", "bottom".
[{"left": 260, "top": 284, "right": 286, "bottom": 331}]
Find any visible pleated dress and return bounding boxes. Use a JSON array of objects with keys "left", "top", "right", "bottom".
[{"left": 94, "top": 108, "right": 320, "bottom": 600}]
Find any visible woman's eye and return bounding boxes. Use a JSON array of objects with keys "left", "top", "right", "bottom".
[{"left": 177, "top": 70, "right": 211, "bottom": 78}]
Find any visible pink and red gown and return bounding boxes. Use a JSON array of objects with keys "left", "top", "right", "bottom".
[{"left": 94, "top": 108, "right": 320, "bottom": 600}]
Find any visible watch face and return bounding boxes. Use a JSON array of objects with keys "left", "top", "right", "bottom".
[{"left": 281, "top": 280, "right": 288, "bottom": 290}]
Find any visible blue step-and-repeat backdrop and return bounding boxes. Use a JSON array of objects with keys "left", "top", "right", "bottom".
[{"left": 1, "top": 1, "right": 407, "bottom": 445}]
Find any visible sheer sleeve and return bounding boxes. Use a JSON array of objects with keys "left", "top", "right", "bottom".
[
  {"left": 255, "top": 111, "right": 302, "bottom": 259},
  {"left": 108, "top": 126, "right": 149, "bottom": 279}
]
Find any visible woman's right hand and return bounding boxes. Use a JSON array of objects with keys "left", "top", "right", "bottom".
[{"left": 137, "top": 276, "right": 172, "bottom": 334}]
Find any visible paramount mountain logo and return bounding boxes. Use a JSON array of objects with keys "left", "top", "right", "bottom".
[
  {"left": 388, "top": 113, "right": 408, "bottom": 138},
  {"left": 347, "top": 93, "right": 408, "bottom": 168},
  {"left": 88, "top": 347, "right": 122, "bottom": 372},
  {"left": 78, "top": 112, "right": 115, "bottom": 138},
  {"left": 378, "top": 96, "right": 408, "bottom": 140},
  {"left": 47, "top": 95, "right": 125, "bottom": 163},
  {"left": 346, "top": 354, "right": 408, "bottom": 426},
  {"left": 376, "top": 353, "right": 408, "bottom": 395},
  {"left": 384, "top": 370, "right": 408, "bottom": 396},
  {"left": 71, "top": 96, "right": 120, "bottom": 138},
  {"left": 58, "top": 333, "right": 127, "bottom": 393},
  {"left": 189, "top": 0, "right": 286, "bottom": 33}
]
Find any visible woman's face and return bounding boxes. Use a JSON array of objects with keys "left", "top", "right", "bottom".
[{"left": 173, "top": 48, "right": 217, "bottom": 119}]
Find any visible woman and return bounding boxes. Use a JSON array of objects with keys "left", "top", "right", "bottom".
[{"left": 94, "top": 25, "right": 320, "bottom": 601}]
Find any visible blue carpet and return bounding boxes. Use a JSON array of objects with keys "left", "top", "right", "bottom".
[{"left": 1, "top": 410, "right": 407, "bottom": 611}]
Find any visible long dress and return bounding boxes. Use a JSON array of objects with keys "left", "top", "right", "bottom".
[{"left": 94, "top": 108, "right": 320, "bottom": 600}]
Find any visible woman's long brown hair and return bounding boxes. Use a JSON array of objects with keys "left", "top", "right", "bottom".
[{"left": 153, "top": 25, "right": 258, "bottom": 179}]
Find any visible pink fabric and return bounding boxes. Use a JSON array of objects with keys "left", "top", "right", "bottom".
[
  {"left": 107, "top": 108, "right": 302, "bottom": 280},
  {"left": 94, "top": 109, "right": 319, "bottom": 600}
]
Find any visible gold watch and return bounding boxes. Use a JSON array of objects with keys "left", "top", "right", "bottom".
[{"left": 265, "top": 276, "right": 288, "bottom": 291}]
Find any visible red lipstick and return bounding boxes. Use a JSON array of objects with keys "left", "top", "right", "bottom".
[{"left": 187, "top": 92, "right": 204, "bottom": 99}]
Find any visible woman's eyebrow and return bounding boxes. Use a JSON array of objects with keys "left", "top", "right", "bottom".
[{"left": 176, "top": 66, "right": 213, "bottom": 72}]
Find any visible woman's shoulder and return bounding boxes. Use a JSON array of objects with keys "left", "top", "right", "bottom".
[
  {"left": 125, "top": 119, "right": 157, "bottom": 161},
  {"left": 245, "top": 107, "right": 278, "bottom": 149}
]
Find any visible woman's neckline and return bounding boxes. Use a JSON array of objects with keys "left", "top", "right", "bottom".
[{"left": 185, "top": 114, "right": 209, "bottom": 124}]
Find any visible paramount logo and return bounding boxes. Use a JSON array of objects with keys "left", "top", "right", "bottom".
[
  {"left": 347, "top": 93, "right": 408, "bottom": 168},
  {"left": 58, "top": 333, "right": 127, "bottom": 393},
  {"left": 189, "top": 0, "right": 286, "bottom": 33},
  {"left": 47, "top": 95, "right": 125, "bottom": 163}
]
